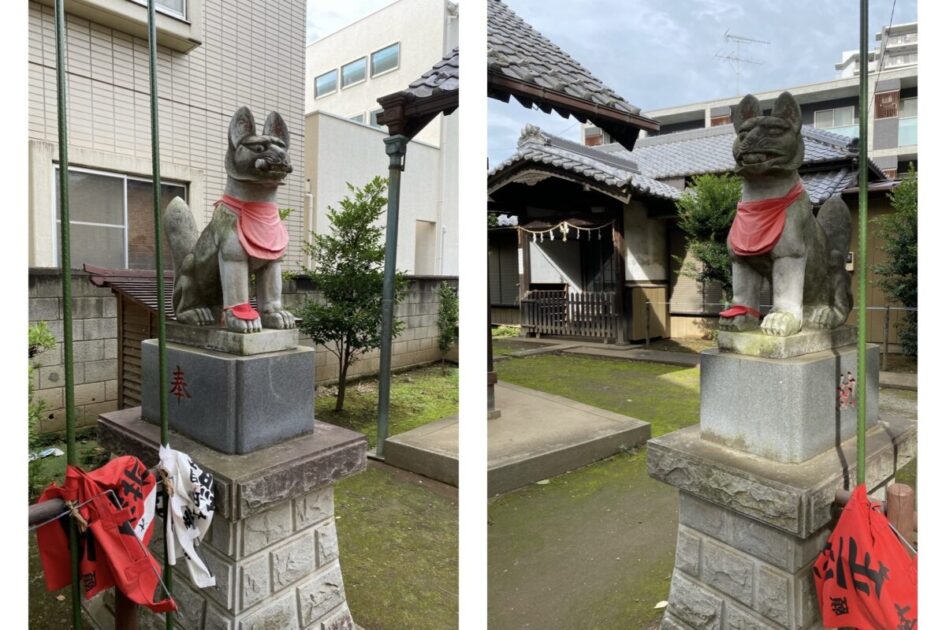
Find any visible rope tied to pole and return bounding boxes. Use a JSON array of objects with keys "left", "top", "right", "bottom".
[
  {"left": 63, "top": 500, "right": 89, "bottom": 533},
  {"left": 157, "top": 468, "right": 175, "bottom": 498}
]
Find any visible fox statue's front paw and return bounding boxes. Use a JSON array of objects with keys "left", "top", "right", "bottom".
[
  {"left": 261, "top": 309, "right": 296, "bottom": 330},
  {"left": 719, "top": 314, "right": 759, "bottom": 332},
  {"left": 761, "top": 311, "right": 802, "bottom": 337},
  {"left": 224, "top": 304, "right": 262, "bottom": 334}
]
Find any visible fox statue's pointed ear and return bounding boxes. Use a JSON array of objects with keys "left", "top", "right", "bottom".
[
  {"left": 229, "top": 107, "right": 256, "bottom": 149},
  {"left": 731, "top": 94, "right": 762, "bottom": 130},
  {"left": 772, "top": 91, "right": 802, "bottom": 130},
  {"left": 263, "top": 112, "right": 290, "bottom": 148}
]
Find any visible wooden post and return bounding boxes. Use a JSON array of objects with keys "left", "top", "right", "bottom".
[
  {"left": 886, "top": 483, "right": 917, "bottom": 547},
  {"left": 612, "top": 217, "right": 627, "bottom": 344},
  {"left": 517, "top": 228, "right": 531, "bottom": 336},
  {"left": 114, "top": 591, "right": 140, "bottom": 630}
]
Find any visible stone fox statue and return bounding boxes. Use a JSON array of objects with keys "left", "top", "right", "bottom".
[
  {"left": 719, "top": 91, "right": 852, "bottom": 337},
  {"left": 164, "top": 107, "right": 295, "bottom": 333}
]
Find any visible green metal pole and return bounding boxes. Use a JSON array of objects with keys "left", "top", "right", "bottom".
[
  {"left": 376, "top": 135, "right": 408, "bottom": 459},
  {"left": 146, "top": 1, "right": 173, "bottom": 625},
  {"left": 53, "top": 2, "right": 82, "bottom": 627},
  {"left": 856, "top": 0, "right": 868, "bottom": 485}
]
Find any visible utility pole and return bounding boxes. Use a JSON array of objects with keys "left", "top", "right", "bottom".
[{"left": 716, "top": 30, "right": 770, "bottom": 96}]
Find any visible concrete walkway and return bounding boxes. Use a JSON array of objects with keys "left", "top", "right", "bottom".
[
  {"left": 488, "top": 382, "right": 650, "bottom": 495},
  {"left": 382, "top": 415, "right": 458, "bottom": 487}
]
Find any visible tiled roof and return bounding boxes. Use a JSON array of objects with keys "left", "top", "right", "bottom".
[
  {"left": 405, "top": 47, "right": 459, "bottom": 100},
  {"left": 487, "top": 0, "right": 639, "bottom": 114},
  {"left": 604, "top": 124, "right": 870, "bottom": 180},
  {"left": 491, "top": 123, "right": 880, "bottom": 206},
  {"left": 489, "top": 126, "right": 681, "bottom": 201}
]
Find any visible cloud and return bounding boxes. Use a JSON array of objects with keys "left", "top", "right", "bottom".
[{"left": 306, "top": 0, "right": 398, "bottom": 44}]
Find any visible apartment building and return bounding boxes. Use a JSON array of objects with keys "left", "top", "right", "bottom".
[
  {"left": 304, "top": 0, "right": 459, "bottom": 275},
  {"left": 584, "top": 23, "right": 918, "bottom": 178},
  {"left": 29, "top": 0, "right": 308, "bottom": 271}
]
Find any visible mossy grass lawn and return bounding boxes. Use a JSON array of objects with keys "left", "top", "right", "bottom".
[
  {"left": 489, "top": 354, "right": 700, "bottom": 629},
  {"left": 320, "top": 363, "right": 460, "bottom": 629},
  {"left": 316, "top": 364, "right": 458, "bottom": 448}
]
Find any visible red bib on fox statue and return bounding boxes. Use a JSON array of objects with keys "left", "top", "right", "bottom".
[
  {"left": 216, "top": 194, "right": 288, "bottom": 260},
  {"left": 727, "top": 180, "right": 805, "bottom": 256},
  {"left": 812, "top": 484, "right": 916, "bottom": 629},
  {"left": 35, "top": 456, "right": 177, "bottom": 613}
]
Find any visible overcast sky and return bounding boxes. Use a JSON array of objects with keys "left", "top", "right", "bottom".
[
  {"left": 490, "top": 0, "right": 917, "bottom": 164},
  {"left": 305, "top": 1, "right": 918, "bottom": 164}
]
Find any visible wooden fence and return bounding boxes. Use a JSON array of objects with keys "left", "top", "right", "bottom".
[{"left": 521, "top": 290, "right": 619, "bottom": 340}]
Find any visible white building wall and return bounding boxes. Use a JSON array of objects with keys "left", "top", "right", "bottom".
[
  {"left": 529, "top": 241, "right": 582, "bottom": 291},
  {"left": 28, "top": 0, "right": 308, "bottom": 269},
  {"left": 305, "top": 112, "right": 447, "bottom": 275},
  {"left": 304, "top": 0, "right": 454, "bottom": 147},
  {"left": 623, "top": 201, "right": 667, "bottom": 282}
]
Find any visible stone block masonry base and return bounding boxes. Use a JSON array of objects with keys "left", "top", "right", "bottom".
[
  {"left": 649, "top": 416, "right": 916, "bottom": 630},
  {"left": 95, "top": 407, "right": 368, "bottom": 630},
  {"left": 661, "top": 494, "right": 826, "bottom": 629}
]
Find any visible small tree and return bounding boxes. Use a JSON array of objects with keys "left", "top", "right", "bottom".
[
  {"left": 873, "top": 165, "right": 918, "bottom": 357},
  {"left": 436, "top": 282, "right": 459, "bottom": 369},
  {"left": 674, "top": 173, "right": 742, "bottom": 301},
  {"left": 300, "top": 177, "right": 405, "bottom": 411},
  {"left": 29, "top": 321, "right": 56, "bottom": 497}
]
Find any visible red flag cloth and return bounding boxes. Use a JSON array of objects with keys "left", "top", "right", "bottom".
[
  {"left": 216, "top": 194, "right": 288, "bottom": 260},
  {"left": 35, "top": 456, "right": 176, "bottom": 613},
  {"left": 727, "top": 180, "right": 805, "bottom": 256},
  {"left": 812, "top": 484, "right": 917, "bottom": 629}
]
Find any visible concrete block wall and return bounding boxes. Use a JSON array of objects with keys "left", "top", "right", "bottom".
[
  {"left": 29, "top": 269, "right": 119, "bottom": 434},
  {"left": 283, "top": 275, "right": 459, "bottom": 385},
  {"left": 662, "top": 493, "right": 828, "bottom": 630}
]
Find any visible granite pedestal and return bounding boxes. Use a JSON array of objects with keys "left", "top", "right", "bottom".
[
  {"left": 96, "top": 407, "right": 367, "bottom": 630},
  {"left": 141, "top": 339, "right": 315, "bottom": 454},
  {"left": 648, "top": 330, "right": 916, "bottom": 629},
  {"left": 700, "top": 343, "right": 879, "bottom": 463}
]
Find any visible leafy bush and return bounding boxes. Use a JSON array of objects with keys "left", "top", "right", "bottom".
[
  {"left": 300, "top": 177, "right": 405, "bottom": 411},
  {"left": 873, "top": 165, "right": 918, "bottom": 357},
  {"left": 674, "top": 173, "right": 742, "bottom": 301},
  {"left": 436, "top": 282, "right": 459, "bottom": 366}
]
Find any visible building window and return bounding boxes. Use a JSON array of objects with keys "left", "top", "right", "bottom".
[
  {"left": 369, "top": 109, "right": 384, "bottom": 129},
  {"left": 875, "top": 91, "right": 899, "bottom": 119},
  {"left": 710, "top": 114, "right": 731, "bottom": 127},
  {"left": 348, "top": 113, "right": 365, "bottom": 124},
  {"left": 341, "top": 57, "right": 367, "bottom": 88},
  {"left": 54, "top": 167, "right": 186, "bottom": 270},
  {"left": 315, "top": 70, "right": 337, "bottom": 98},
  {"left": 899, "top": 97, "right": 917, "bottom": 146},
  {"left": 813, "top": 106, "right": 858, "bottom": 138},
  {"left": 130, "top": 0, "right": 186, "bottom": 20},
  {"left": 371, "top": 43, "right": 400, "bottom": 77}
]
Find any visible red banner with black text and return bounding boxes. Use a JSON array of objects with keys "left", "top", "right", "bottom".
[{"left": 813, "top": 484, "right": 917, "bottom": 629}]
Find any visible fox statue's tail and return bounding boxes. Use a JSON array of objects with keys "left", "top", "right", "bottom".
[
  {"left": 817, "top": 195, "right": 852, "bottom": 266},
  {"left": 163, "top": 196, "right": 198, "bottom": 275}
]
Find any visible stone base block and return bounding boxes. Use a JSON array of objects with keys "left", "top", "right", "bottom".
[
  {"left": 96, "top": 408, "right": 367, "bottom": 629},
  {"left": 648, "top": 415, "right": 916, "bottom": 629},
  {"left": 716, "top": 325, "right": 857, "bottom": 359},
  {"left": 699, "top": 344, "right": 879, "bottom": 463},
  {"left": 166, "top": 322, "right": 300, "bottom": 356},
  {"left": 142, "top": 340, "right": 315, "bottom": 454}
]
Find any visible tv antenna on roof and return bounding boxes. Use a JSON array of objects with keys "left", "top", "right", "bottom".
[{"left": 716, "top": 30, "right": 770, "bottom": 96}]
